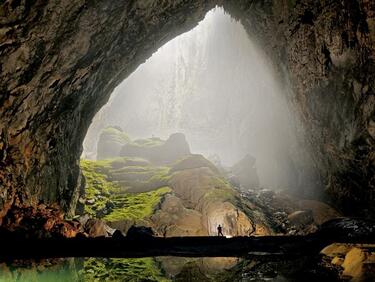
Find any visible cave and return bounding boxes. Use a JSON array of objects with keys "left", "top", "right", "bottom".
[{"left": 0, "top": 0, "right": 374, "bottom": 280}]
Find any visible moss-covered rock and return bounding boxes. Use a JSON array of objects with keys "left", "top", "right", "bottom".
[
  {"left": 81, "top": 153, "right": 277, "bottom": 237},
  {"left": 120, "top": 133, "right": 190, "bottom": 165},
  {"left": 103, "top": 186, "right": 171, "bottom": 222},
  {"left": 97, "top": 127, "right": 130, "bottom": 160},
  {"left": 170, "top": 154, "right": 219, "bottom": 174},
  {"left": 80, "top": 158, "right": 171, "bottom": 222}
]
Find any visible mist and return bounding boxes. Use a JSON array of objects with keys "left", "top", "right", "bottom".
[{"left": 84, "top": 7, "right": 304, "bottom": 191}]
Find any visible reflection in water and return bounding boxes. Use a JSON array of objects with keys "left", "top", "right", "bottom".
[
  {"left": 0, "top": 258, "right": 81, "bottom": 282},
  {"left": 0, "top": 255, "right": 337, "bottom": 281}
]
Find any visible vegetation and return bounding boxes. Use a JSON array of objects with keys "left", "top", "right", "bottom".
[
  {"left": 80, "top": 158, "right": 171, "bottom": 220},
  {"left": 103, "top": 187, "right": 171, "bottom": 222},
  {"left": 80, "top": 159, "right": 118, "bottom": 217},
  {"left": 82, "top": 258, "right": 169, "bottom": 282}
]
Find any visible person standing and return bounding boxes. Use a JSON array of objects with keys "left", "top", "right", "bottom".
[{"left": 217, "top": 224, "right": 224, "bottom": 236}]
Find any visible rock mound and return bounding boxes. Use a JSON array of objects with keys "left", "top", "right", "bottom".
[
  {"left": 97, "top": 127, "right": 130, "bottom": 160},
  {"left": 120, "top": 133, "right": 190, "bottom": 164},
  {"left": 170, "top": 154, "right": 219, "bottom": 174}
]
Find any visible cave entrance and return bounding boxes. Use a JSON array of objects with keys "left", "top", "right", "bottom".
[{"left": 81, "top": 7, "right": 319, "bottom": 237}]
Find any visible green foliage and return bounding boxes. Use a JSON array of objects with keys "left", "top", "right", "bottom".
[
  {"left": 82, "top": 258, "right": 169, "bottom": 282},
  {"left": 103, "top": 187, "right": 171, "bottom": 222}
]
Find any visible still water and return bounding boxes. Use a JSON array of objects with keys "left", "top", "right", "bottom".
[{"left": 0, "top": 255, "right": 336, "bottom": 281}]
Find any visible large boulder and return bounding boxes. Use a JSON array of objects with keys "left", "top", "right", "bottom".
[
  {"left": 151, "top": 194, "right": 205, "bottom": 236},
  {"left": 230, "top": 154, "right": 259, "bottom": 189},
  {"left": 170, "top": 154, "right": 219, "bottom": 174},
  {"left": 168, "top": 167, "right": 220, "bottom": 206},
  {"left": 84, "top": 219, "right": 108, "bottom": 238},
  {"left": 167, "top": 161, "right": 271, "bottom": 236},
  {"left": 287, "top": 210, "right": 314, "bottom": 229},
  {"left": 297, "top": 200, "right": 341, "bottom": 225},
  {"left": 97, "top": 127, "right": 130, "bottom": 160}
]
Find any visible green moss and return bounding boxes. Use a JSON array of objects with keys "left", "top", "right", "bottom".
[
  {"left": 80, "top": 159, "right": 119, "bottom": 217},
  {"left": 111, "top": 165, "right": 171, "bottom": 193},
  {"left": 82, "top": 258, "right": 169, "bottom": 282},
  {"left": 103, "top": 187, "right": 171, "bottom": 222},
  {"left": 80, "top": 158, "right": 171, "bottom": 219}
]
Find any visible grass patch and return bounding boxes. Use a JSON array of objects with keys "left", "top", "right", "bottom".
[{"left": 103, "top": 187, "right": 171, "bottom": 222}]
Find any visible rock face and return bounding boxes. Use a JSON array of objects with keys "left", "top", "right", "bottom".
[
  {"left": 151, "top": 194, "right": 205, "bottom": 236},
  {"left": 0, "top": 0, "right": 373, "bottom": 221}
]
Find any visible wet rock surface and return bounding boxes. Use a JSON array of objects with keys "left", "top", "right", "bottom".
[{"left": 321, "top": 243, "right": 375, "bottom": 281}]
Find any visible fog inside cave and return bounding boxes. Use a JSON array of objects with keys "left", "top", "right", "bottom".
[{"left": 84, "top": 7, "right": 305, "bottom": 191}]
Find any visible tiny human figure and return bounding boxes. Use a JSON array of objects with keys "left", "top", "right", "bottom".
[{"left": 217, "top": 224, "right": 224, "bottom": 236}]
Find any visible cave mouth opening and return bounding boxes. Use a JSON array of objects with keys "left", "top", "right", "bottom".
[
  {"left": 1, "top": 1, "right": 374, "bottom": 279},
  {"left": 81, "top": 7, "right": 323, "bottom": 238}
]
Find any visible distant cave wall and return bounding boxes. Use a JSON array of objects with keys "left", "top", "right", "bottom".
[{"left": 0, "top": 0, "right": 374, "bottom": 218}]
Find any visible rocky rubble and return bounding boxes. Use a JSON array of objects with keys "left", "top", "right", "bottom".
[
  {"left": 0, "top": 204, "right": 80, "bottom": 238},
  {"left": 0, "top": 203, "right": 115, "bottom": 239},
  {"left": 238, "top": 188, "right": 341, "bottom": 235}
]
